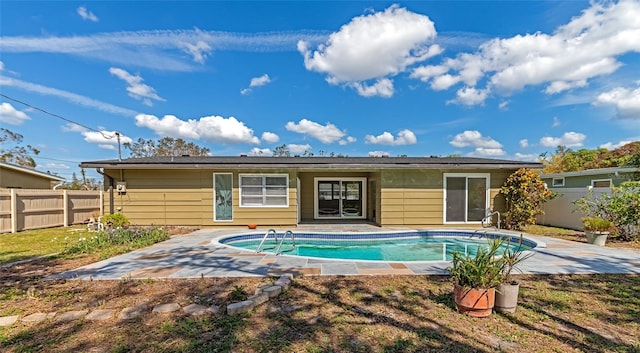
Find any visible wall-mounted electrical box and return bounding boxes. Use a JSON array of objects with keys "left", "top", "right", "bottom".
[{"left": 116, "top": 182, "right": 127, "bottom": 193}]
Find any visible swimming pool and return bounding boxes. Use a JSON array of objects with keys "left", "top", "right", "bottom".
[{"left": 216, "top": 230, "right": 538, "bottom": 262}]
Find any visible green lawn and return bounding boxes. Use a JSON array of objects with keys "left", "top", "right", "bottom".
[{"left": 0, "top": 226, "right": 89, "bottom": 264}]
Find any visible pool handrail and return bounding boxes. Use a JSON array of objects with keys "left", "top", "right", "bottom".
[
  {"left": 482, "top": 210, "right": 501, "bottom": 229},
  {"left": 256, "top": 228, "right": 277, "bottom": 253},
  {"left": 275, "top": 230, "right": 295, "bottom": 255}
]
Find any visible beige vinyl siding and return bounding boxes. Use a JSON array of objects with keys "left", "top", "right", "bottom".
[
  {"left": 0, "top": 167, "right": 57, "bottom": 189},
  {"left": 378, "top": 169, "right": 512, "bottom": 227},
  {"left": 103, "top": 168, "right": 298, "bottom": 227}
]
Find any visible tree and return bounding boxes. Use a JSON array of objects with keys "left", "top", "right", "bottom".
[
  {"left": 499, "top": 168, "right": 554, "bottom": 230},
  {"left": 541, "top": 142, "right": 640, "bottom": 173},
  {"left": 0, "top": 128, "right": 40, "bottom": 167},
  {"left": 272, "top": 144, "right": 291, "bottom": 157},
  {"left": 124, "top": 137, "right": 210, "bottom": 157}
]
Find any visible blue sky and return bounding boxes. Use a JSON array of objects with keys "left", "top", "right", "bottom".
[{"left": 1, "top": 1, "right": 639, "bottom": 181}]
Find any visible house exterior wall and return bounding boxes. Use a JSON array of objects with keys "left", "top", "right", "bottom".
[
  {"left": 377, "top": 169, "right": 510, "bottom": 227},
  {"left": 542, "top": 172, "right": 636, "bottom": 189},
  {"left": 102, "top": 167, "right": 515, "bottom": 228},
  {"left": 0, "top": 167, "right": 56, "bottom": 189},
  {"left": 103, "top": 168, "right": 299, "bottom": 227}
]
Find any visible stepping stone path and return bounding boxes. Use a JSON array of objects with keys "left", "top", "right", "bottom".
[{"left": 0, "top": 275, "right": 294, "bottom": 327}]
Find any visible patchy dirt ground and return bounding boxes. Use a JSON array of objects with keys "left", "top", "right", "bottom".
[{"left": 1, "top": 253, "right": 639, "bottom": 353}]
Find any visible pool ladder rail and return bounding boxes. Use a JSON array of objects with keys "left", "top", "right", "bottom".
[
  {"left": 256, "top": 229, "right": 296, "bottom": 255},
  {"left": 482, "top": 210, "right": 501, "bottom": 229}
]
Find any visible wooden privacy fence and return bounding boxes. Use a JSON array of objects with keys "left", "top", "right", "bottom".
[
  {"left": 0, "top": 189, "right": 103, "bottom": 233},
  {"left": 537, "top": 187, "right": 612, "bottom": 230}
]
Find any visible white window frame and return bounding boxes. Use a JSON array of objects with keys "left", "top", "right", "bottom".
[
  {"left": 591, "top": 179, "right": 612, "bottom": 188},
  {"left": 443, "top": 173, "right": 491, "bottom": 224},
  {"left": 552, "top": 178, "right": 565, "bottom": 187},
  {"left": 239, "top": 174, "right": 289, "bottom": 208},
  {"left": 213, "top": 173, "right": 233, "bottom": 222}
]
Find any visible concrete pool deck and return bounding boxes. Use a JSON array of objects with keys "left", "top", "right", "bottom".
[{"left": 53, "top": 225, "right": 640, "bottom": 280}]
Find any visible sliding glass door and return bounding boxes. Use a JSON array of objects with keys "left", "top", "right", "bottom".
[
  {"left": 444, "top": 174, "right": 489, "bottom": 223},
  {"left": 315, "top": 178, "right": 366, "bottom": 219}
]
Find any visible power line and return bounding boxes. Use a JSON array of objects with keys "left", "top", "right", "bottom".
[{"left": 0, "top": 93, "right": 117, "bottom": 140}]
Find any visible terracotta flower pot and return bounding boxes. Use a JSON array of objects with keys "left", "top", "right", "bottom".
[
  {"left": 248, "top": 224, "right": 257, "bottom": 229},
  {"left": 495, "top": 282, "right": 520, "bottom": 313},
  {"left": 453, "top": 284, "right": 495, "bottom": 318}
]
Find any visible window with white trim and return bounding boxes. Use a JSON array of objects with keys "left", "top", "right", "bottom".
[
  {"left": 552, "top": 178, "right": 565, "bottom": 187},
  {"left": 239, "top": 174, "right": 288, "bottom": 207}
]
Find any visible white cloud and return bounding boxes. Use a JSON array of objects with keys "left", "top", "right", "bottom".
[
  {"left": 241, "top": 74, "right": 272, "bottom": 95},
  {"left": 450, "top": 130, "right": 502, "bottom": 149},
  {"left": 285, "top": 118, "right": 346, "bottom": 144},
  {"left": 250, "top": 74, "right": 271, "bottom": 87},
  {"left": 43, "top": 163, "right": 70, "bottom": 170},
  {"left": 0, "top": 76, "right": 140, "bottom": 117},
  {"left": 82, "top": 130, "right": 132, "bottom": 149},
  {"left": 298, "top": 4, "right": 441, "bottom": 97},
  {"left": 470, "top": 147, "right": 506, "bottom": 157},
  {"left": 0, "top": 102, "right": 30, "bottom": 125},
  {"left": 539, "top": 131, "right": 586, "bottom": 147},
  {"left": 411, "top": 0, "right": 640, "bottom": 105},
  {"left": 514, "top": 153, "right": 539, "bottom": 161},
  {"left": 250, "top": 147, "right": 271, "bottom": 156},
  {"left": 289, "top": 144, "right": 312, "bottom": 154},
  {"left": 0, "top": 61, "right": 4, "bottom": 71},
  {"left": 339, "top": 136, "right": 357, "bottom": 145},
  {"left": 552, "top": 116, "right": 561, "bottom": 127},
  {"left": 77, "top": 6, "right": 99, "bottom": 22},
  {"left": 350, "top": 78, "right": 394, "bottom": 98},
  {"left": 368, "top": 150, "right": 390, "bottom": 157},
  {"left": 109, "top": 67, "right": 164, "bottom": 106},
  {"left": 261, "top": 132, "right": 279, "bottom": 144},
  {"left": 545, "top": 80, "right": 588, "bottom": 94},
  {"left": 519, "top": 139, "right": 529, "bottom": 148},
  {"left": 599, "top": 140, "right": 634, "bottom": 150},
  {"left": 62, "top": 123, "right": 88, "bottom": 133},
  {"left": 135, "top": 114, "right": 260, "bottom": 144},
  {"left": 499, "top": 100, "right": 510, "bottom": 111},
  {"left": 593, "top": 85, "right": 640, "bottom": 120},
  {"left": 1, "top": 29, "right": 325, "bottom": 71},
  {"left": 365, "top": 129, "right": 417, "bottom": 145},
  {"left": 447, "top": 87, "right": 488, "bottom": 106}
]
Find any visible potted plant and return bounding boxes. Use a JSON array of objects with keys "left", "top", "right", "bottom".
[
  {"left": 581, "top": 217, "right": 613, "bottom": 246},
  {"left": 448, "top": 239, "right": 504, "bottom": 317},
  {"left": 495, "top": 235, "right": 533, "bottom": 313}
]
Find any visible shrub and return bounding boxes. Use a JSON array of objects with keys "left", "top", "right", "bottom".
[
  {"left": 500, "top": 168, "right": 554, "bottom": 230},
  {"left": 64, "top": 225, "right": 169, "bottom": 255},
  {"left": 102, "top": 213, "right": 130, "bottom": 228},
  {"left": 448, "top": 239, "right": 504, "bottom": 289},
  {"left": 581, "top": 217, "right": 614, "bottom": 232},
  {"left": 574, "top": 181, "right": 640, "bottom": 241}
]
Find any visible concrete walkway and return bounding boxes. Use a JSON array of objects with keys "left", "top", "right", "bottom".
[{"left": 51, "top": 225, "right": 640, "bottom": 280}]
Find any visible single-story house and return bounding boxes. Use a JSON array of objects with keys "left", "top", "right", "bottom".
[
  {"left": 0, "top": 162, "right": 65, "bottom": 189},
  {"left": 541, "top": 166, "right": 639, "bottom": 189},
  {"left": 80, "top": 156, "right": 542, "bottom": 228}
]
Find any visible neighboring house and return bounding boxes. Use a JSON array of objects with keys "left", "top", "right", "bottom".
[
  {"left": 538, "top": 166, "right": 639, "bottom": 230},
  {"left": 80, "top": 156, "right": 541, "bottom": 228},
  {"left": 0, "top": 162, "right": 65, "bottom": 189},
  {"left": 541, "top": 167, "right": 639, "bottom": 189}
]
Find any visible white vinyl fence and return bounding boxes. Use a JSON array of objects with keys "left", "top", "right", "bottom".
[
  {"left": 0, "top": 189, "right": 103, "bottom": 233},
  {"left": 537, "top": 188, "right": 612, "bottom": 230}
]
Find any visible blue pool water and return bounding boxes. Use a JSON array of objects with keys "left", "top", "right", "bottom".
[{"left": 218, "top": 230, "right": 536, "bottom": 262}]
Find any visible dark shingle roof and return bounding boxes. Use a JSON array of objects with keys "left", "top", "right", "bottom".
[{"left": 80, "top": 156, "right": 542, "bottom": 170}]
